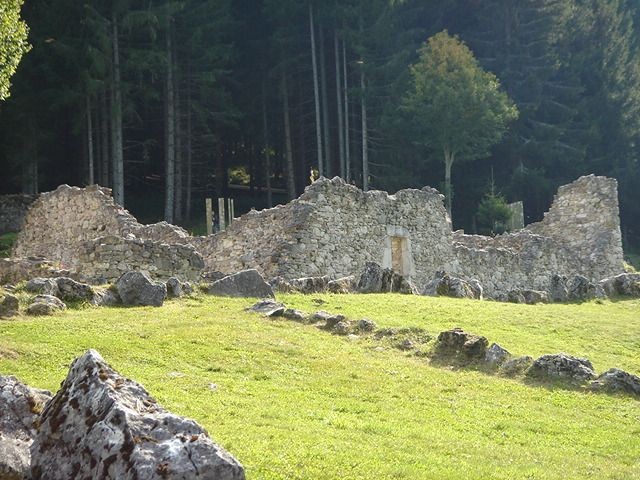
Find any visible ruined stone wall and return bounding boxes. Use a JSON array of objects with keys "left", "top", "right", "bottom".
[
  {"left": 195, "top": 177, "right": 455, "bottom": 286},
  {"left": 453, "top": 175, "right": 625, "bottom": 296},
  {"left": 525, "top": 175, "right": 624, "bottom": 280},
  {"left": 76, "top": 235, "right": 204, "bottom": 283},
  {"left": 0, "top": 194, "right": 39, "bottom": 234},
  {"left": 12, "top": 185, "right": 197, "bottom": 282}
]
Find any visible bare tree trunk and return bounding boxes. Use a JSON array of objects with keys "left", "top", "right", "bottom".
[
  {"left": 309, "top": 3, "right": 323, "bottom": 178},
  {"left": 175, "top": 63, "right": 183, "bottom": 224},
  {"left": 360, "top": 63, "right": 368, "bottom": 191},
  {"left": 86, "top": 94, "right": 95, "bottom": 185},
  {"left": 319, "top": 26, "right": 331, "bottom": 177},
  {"left": 262, "top": 84, "right": 273, "bottom": 207},
  {"left": 334, "top": 28, "right": 345, "bottom": 178},
  {"left": 444, "top": 148, "right": 455, "bottom": 220},
  {"left": 282, "top": 70, "right": 296, "bottom": 200},
  {"left": 164, "top": 19, "right": 176, "bottom": 224},
  {"left": 101, "top": 88, "right": 110, "bottom": 187},
  {"left": 111, "top": 12, "right": 124, "bottom": 206},
  {"left": 185, "top": 62, "right": 193, "bottom": 222},
  {"left": 343, "top": 39, "right": 351, "bottom": 182}
]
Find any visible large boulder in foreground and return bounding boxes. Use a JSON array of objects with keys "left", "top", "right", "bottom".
[
  {"left": 0, "top": 376, "right": 51, "bottom": 480},
  {"left": 116, "top": 271, "right": 167, "bottom": 307},
  {"left": 357, "top": 262, "right": 416, "bottom": 294},
  {"left": 31, "top": 350, "right": 245, "bottom": 480},
  {"left": 526, "top": 353, "right": 596, "bottom": 384},
  {"left": 208, "top": 270, "right": 274, "bottom": 298}
]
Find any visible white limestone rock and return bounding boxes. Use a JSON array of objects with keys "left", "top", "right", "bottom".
[{"left": 30, "top": 350, "right": 245, "bottom": 480}]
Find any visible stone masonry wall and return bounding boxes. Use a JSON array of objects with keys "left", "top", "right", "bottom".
[
  {"left": 76, "top": 235, "right": 204, "bottom": 283},
  {"left": 195, "top": 177, "right": 455, "bottom": 287},
  {"left": 453, "top": 175, "right": 625, "bottom": 296},
  {"left": 0, "top": 194, "right": 39, "bottom": 234},
  {"left": 7, "top": 175, "right": 625, "bottom": 294},
  {"left": 12, "top": 185, "right": 199, "bottom": 282}
]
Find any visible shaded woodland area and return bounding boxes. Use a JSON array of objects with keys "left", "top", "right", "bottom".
[{"left": 1, "top": 0, "right": 639, "bottom": 252}]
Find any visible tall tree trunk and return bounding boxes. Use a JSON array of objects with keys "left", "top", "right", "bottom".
[
  {"left": 334, "top": 28, "right": 345, "bottom": 178},
  {"left": 309, "top": 3, "right": 323, "bottom": 178},
  {"left": 319, "top": 26, "right": 331, "bottom": 177},
  {"left": 282, "top": 70, "right": 296, "bottom": 200},
  {"left": 360, "top": 63, "right": 369, "bottom": 191},
  {"left": 262, "top": 83, "right": 273, "bottom": 207},
  {"left": 111, "top": 12, "right": 124, "bottom": 206},
  {"left": 101, "top": 87, "right": 110, "bottom": 187},
  {"left": 175, "top": 62, "right": 183, "bottom": 224},
  {"left": 343, "top": 39, "right": 351, "bottom": 182},
  {"left": 444, "top": 148, "right": 455, "bottom": 220},
  {"left": 164, "top": 19, "right": 176, "bottom": 224},
  {"left": 185, "top": 61, "right": 193, "bottom": 221},
  {"left": 86, "top": 94, "right": 95, "bottom": 185}
]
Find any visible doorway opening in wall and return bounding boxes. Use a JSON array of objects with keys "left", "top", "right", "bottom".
[{"left": 391, "top": 236, "right": 408, "bottom": 275}]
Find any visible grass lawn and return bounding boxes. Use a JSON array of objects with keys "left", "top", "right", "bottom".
[{"left": 0, "top": 293, "right": 639, "bottom": 479}]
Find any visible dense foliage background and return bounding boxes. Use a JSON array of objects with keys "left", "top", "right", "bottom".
[{"left": 0, "top": 0, "right": 638, "bottom": 253}]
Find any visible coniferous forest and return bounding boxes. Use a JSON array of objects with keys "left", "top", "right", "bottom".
[{"left": 1, "top": 0, "right": 639, "bottom": 253}]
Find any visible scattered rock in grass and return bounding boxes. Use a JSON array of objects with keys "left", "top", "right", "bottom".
[
  {"left": 598, "top": 273, "right": 640, "bottom": 298},
  {"left": 327, "top": 276, "right": 356, "bottom": 294},
  {"left": 332, "top": 320, "right": 352, "bottom": 335},
  {"left": 507, "top": 290, "right": 549, "bottom": 305},
  {"left": 435, "top": 328, "right": 488, "bottom": 361},
  {"left": 485, "top": 343, "right": 511, "bottom": 368},
  {"left": 398, "top": 339, "right": 415, "bottom": 351},
  {"left": 30, "top": 350, "right": 246, "bottom": 480},
  {"left": 207, "top": 269, "right": 274, "bottom": 299},
  {"left": 166, "top": 277, "right": 184, "bottom": 298},
  {"left": 422, "top": 272, "right": 483, "bottom": 300},
  {"left": 526, "top": 353, "right": 596, "bottom": 384},
  {"left": 26, "top": 295, "right": 66, "bottom": 316},
  {"left": 116, "top": 271, "right": 167, "bottom": 307},
  {"left": 288, "top": 276, "right": 330, "bottom": 294},
  {"left": 550, "top": 274, "right": 569, "bottom": 302},
  {"left": 589, "top": 368, "right": 640, "bottom": 396},
  {"left": 357, "top": 262, "right": 416, "bottom": 294},
  {"left": 92, "top": 288, "right": 121, "bottom": 307},
  {"left": 54, "top": 277, "right": 95, "bottom": 302},
  {"left": 356, "top": 318, "right": 377, "bottom": 333},
  {"left": 2, "top": 284, "right": 16, "bottom": 293},
  {"left": 283, "top": 309, "right": 306, "bottom": 321},
  {"left": 311, "top": 311, "right": 345, "bottom": 328},
  {"left": 202, "top": 271, "right": 227, "bottom": 283},
  {"left": 25, "top": 278, "right": 58, "bottom": 297},
  {"left": 566, "top": 275, "right": 601, "bottom": 301},
  {"left": 0, "top": 293, "right": 19, "bottom": 318},
  {"left": 248, "top": 299, "right": 285, "bottom": 317},
  {"left": 500, "top": 356, "right": 533, "bottom": 377},
  {"left": 0, "top": 376, "right": 51, "bottom": 480}
]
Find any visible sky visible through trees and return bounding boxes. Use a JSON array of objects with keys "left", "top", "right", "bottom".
[{"left": 1, "top": 0, "right": 639, "bottom": 253}]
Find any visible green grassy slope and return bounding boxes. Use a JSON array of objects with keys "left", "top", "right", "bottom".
[{"left": 0, "top": 294, "right": 638, "bottom": 480}]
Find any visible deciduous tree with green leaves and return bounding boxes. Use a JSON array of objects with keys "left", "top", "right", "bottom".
[
  {"left": 0, "top": 0, "right": 30, "bottom": 100},
  {"left": 403, "top": 31, "right": 518, "bottom": 219}
]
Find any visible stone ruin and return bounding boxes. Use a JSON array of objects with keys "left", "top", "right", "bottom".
[
  {"left": 2, "top": 175, "right": 627, "bottom": 298},
  {"left": 10, "top": 185, "right": 203, "bottom": 284}
]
